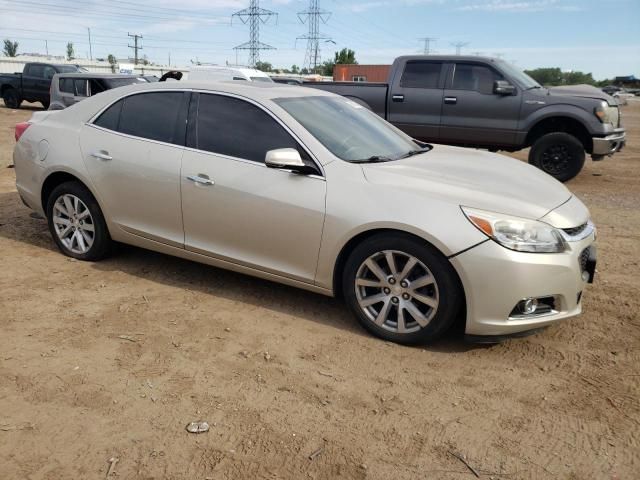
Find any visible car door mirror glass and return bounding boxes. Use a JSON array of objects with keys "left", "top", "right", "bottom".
[{"left": 494, "top": 80, "right": 516, "bottom": 95}]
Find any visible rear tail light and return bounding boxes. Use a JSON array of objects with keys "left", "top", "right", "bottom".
[{"left": 15, "top": 122, "right": 31, "bottom": 142}]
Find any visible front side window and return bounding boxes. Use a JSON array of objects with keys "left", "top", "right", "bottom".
[
  {"left": 275, "top": 96, "right": 422, "bottom": 162},
  {"left": 93, "top": 92, "right": 184, "bottom": 145},
  {"left": 194, "top": 94, "right": 311, "bottom": 166},
  {"left": 451, "top": 64, "right": 503, "bottom": 94},
  {"left": 400, "top": 61, "right": 442, "bottom": 89}
]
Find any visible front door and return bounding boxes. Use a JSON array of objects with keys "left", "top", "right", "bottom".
[
  {"left": 440, "top": 62, "right": 522, "bottom": 147},
  {"left": 80, "top": 90, "right": 189, "bottom": 247},
  {"left": 386, "top": 60, "right": 446, "bottom": 141},
  {"left": 181, "top": 93, "right": 326, "bottom": 283}
]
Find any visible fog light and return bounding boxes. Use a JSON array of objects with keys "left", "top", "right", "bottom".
[
  {"left": 581, "top": 271, "right": 590, "bottom": 282},
  {"left": 519, "top": 298, "right": 538, "bottom": 315}
]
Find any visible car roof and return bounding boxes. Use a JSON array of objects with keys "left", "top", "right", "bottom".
[{"left": 53, "top": 73, "right": 145, "bottom": 79}]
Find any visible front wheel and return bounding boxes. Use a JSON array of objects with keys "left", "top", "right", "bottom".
[
  {"left": 46, "top": 181, "right": 112, "bottom": 261},
  {"left": 342, "top": 233, "right": 463, "bottom": 345},
  {"left": 2, "top": 88, "right": 22, "bottom": 109},
  {"left": 528, "top": 132, "right": 585, "bottom": 182}
]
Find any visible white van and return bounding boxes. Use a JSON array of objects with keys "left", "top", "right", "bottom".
[{"left": 187, "top": 66, "right": 273, "bottom": 83}]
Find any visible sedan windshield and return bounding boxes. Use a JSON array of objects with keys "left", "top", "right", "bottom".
[{"left": 275, "top": 96, "right": 423, "bottom": 162}]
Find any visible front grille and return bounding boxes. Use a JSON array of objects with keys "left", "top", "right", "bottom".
[
  {"left": 563, "top": 223, "right": 588, "bottom": 237},
  {"left": 579, "top": 248, "right": 590, "bottom": 273}
]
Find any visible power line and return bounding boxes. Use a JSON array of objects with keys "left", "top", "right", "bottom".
[
  {"left": 232, "top": 0, "right": 278, "bottom": 67},
  {"left": 128, "top": 33, "right": 143, "bottom": 65},
  {"left": 451, "top": 41, "right": 470, "bottom": 55},
  {"left": 419, "top": 37, "right": 437, "bottom": 55},
  {"left": 297, "top": 0, "right": 332, "bottom": 73}
]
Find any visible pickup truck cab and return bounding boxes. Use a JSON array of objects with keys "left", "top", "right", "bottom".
[
  {"left": 1, "top": 62, "right": 80, "bottom": 110},
  {"left": 308, "top": 56, "right": 626, "bottom": 182}
]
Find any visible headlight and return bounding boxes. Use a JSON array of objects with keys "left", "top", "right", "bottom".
[
  {"left": 462, "top": 207, "right": 567, "bottom": 253},
  {"left": 594, "top": 101, "right": 618, "bottom": 125}
]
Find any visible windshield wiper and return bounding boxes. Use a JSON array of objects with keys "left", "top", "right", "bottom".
[
  {"left": 397, "top": 146, "right": 432, "bottom": 159},
  {"left": 350, "top": 155, "right": 393, "bottom": 164},
  {"left": 526, "top": 85, "right": 543, "bottom": 90}
]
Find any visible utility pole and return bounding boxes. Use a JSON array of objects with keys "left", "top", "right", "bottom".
[
  {"left": 418, "top": 37, "right": 437, "bottom": 55},
  {"left": 451, "top": 41, "right": 469, "bottom": 55},
  {"left": 232, "top": 0, "right": 277, "bottom": 67},
  {"left": 297, "top": 0, "right": 332, "bottom": 74},
  {"left": 87, "top": 28, "right": 93, "bottom": 60},
  {"left": 45, "top": 40, "right": 48, "bottom": 56},
  {"left": 128, "top": 33, "right": 143, "bottom": 65}
]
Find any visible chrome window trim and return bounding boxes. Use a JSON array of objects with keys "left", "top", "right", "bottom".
[{"left": 86, "top": 87, "right": 325, "bottom": 178}]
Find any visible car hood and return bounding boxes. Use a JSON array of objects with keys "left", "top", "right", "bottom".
[
  {"left": 547, "top": 84, "right": 616, "bottom": 105},
  {"left": 361, "top": 146, "right": 573, "bottom": 223}
]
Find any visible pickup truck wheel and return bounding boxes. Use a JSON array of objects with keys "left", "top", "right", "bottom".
[
  {"left": 529, "top": 132, "right": 585, "bottom": 182},
  {"left": 2, "top": 88, "right": 22, "bottom": 109}
]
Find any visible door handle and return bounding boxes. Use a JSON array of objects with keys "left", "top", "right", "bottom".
[
  {"left": 444, "top": 96, "right": 457, "bottom": 105},
  {"left": 187, "top": 174, "right": 215, "bottom": 186},
  {"left": 90, "top": 151, "right": 112, "bottom": 161},
  {"left": 392, "top": 94, "right": 404, "bottom": 102}
]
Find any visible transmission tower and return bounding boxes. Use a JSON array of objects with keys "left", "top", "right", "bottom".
[
  {"left": 128, "top": 33, "right": 143, "bottom": 65},
  {"left": 232, "top": 0, "right": 277, "bottom": 67},
  {"left": 451, "top": 41, "right": 469, "bottom": 55},
  {"left": 297, "top": 0, "right": 332, "bottom": 73},
  {"left": 419, "top": 37, "right": 437, "bottom": 55}
]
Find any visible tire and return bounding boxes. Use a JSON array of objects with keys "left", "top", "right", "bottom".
[
  {"left": 45, "top": 181, "right": 112, "bottom": 261},
  {"left": 2, "top": 88, "right": 22, "bottom": 109},
  {"left": 528, "top": 132, "right": 585, "bottom": 182},
  {"left": 342, "top": 233, "right": 463, "bottom": 345}
]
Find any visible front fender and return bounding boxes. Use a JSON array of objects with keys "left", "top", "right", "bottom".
[{"left": 520, "top": 104, "right": 601, "bottom": 134}]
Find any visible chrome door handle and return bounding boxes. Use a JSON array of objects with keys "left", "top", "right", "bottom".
[
  {"left": 392, "top": 94, "right": 404, "bottom": 102},
  {"left": 90, "top": 151, "right": 112, "bottom": 161},
  {"left": 187, "top": 174, "right": 214, "bottom": 186},
  {"left": 444, "top": 97, "right": 457, "bottom": 105}
]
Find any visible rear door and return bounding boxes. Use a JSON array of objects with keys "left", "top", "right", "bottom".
[
  {"left": 80, "top": 90, "right": 189, "bottom": 247},
  {"left": 22, "top": 64, "right": 47, "bottom": 102},
  {"left": 386, "top": 60, "right": 445, "bottom": 141},
  {"left": 439, "top": 62, "right": 521, "bottom": 146},
  {"left": 180, "top": 92, "right": 326, "bottom": 283}
]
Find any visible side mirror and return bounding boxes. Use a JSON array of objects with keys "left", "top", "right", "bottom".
[
  {"left": 265, "top": 148, "right": 311, "bottom": 173},
  {"left": 494, "top": 80, "right": 516, "bottom": 95}
]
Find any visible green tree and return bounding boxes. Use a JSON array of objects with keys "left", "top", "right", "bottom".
[
  {"left": 255, "top": 61, "right": 273, "bottom": 72},
  {"left": 107, "top": 54, "right": 117, "bottom": 73},
  {"left": 334, "top": 48, "right": 357, "bottom": 65},
  {"left": 320, "top": 60, "right": 335, "bottom": 77},
  {"left": 290, "top": 64, "right": 300, "bottom": 74},
  {"left": 525, "top": 67, "right": 597, "bottom": 86},
  {"left": 66, "top": 42, "right": 74, "bottom": 61},
  {"left": 563, "top": 70, "right": 596, "bottom": 85},
  {"left": 300, "top": 67, "right": 309, "bottom": 75},
  {"left": 3, "top": 39, "right": 18, "bottom": 57}
]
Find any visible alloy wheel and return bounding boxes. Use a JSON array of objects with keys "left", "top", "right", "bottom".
[
  {"left": 540, "top": 144, "right": 572, "bottom": 175},
  {"left": 52, "top": 194, "right": 95, "bottom": 254},
  {"left": 355, "top": 250, "right": 439, "bottom": 333}
]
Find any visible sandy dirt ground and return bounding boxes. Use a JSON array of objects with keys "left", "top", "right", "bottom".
[{"left": 0, "top": 100, "right": 638, "bottom": 480}]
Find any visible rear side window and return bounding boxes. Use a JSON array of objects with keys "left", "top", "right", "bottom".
[
  {"left": 451, "top": 64, "right": 503, "bottom": 94},
  {"left": 118, "top": 92, "right": 183, "bottom": 143},
  {"left": 400, "top": 61, "right": 442, "bottom": 88},
  {"left": 59, "top": 78, "right": 74, "bottom": 94},
  {"left": 93, "top": 92, "right": 186, "bottom": 145},
  {"left": 60, "top": 78, "right": 88, "bottom": 96},
  {"left": 194, "top": 94, "right": 309, "bottom": 164}
]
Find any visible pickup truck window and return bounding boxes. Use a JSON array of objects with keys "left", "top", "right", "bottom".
[
  {"left": 400, "top": 61, "right": 442, "bottom": 89},
  {"left": 26, "top": 64, "right": 45, "bottom": 78},
  {"left": 275, "top": 96, "right": 420, "bottom": 162},
  {"left": 43, "top": 66, "right": 56, "bottom": 80},
  {"left": 451, "top": 64, "right": 503, "bottom": 95}
]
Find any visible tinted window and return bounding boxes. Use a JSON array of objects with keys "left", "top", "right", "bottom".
[
  {"left": 43, "top": 66, "right": 56, "bottom": 80},
  {"left": 94, "top": 100, "right": 123, "bottom": 131},
  {"left": 59, "top": 78, "right": 74, "bottom": 94},
  {"left": 118, "top": 92, "right": 183, "bottom": 143},
  {"left": 195, "top": 94, "right": 308, "bottom": 164},
  {"left": 452, "top": 64, "right": 503, "bottom": 94},
  {"left": 400, "top": 61, "right": 442, "bottom": 88},
  {"left": 27, "top": 65, "right": 44, "bottom": 78}
]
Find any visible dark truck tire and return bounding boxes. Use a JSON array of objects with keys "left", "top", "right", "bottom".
[
  {"left": 2, "top": 88, "right": 22, "bottom": 109},
  {"left": 528, "top": 132, "right": 585, "bottom": 182}
]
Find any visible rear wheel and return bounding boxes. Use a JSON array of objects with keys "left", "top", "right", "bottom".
[
  {"left": 46, "top": 181, "right": 112, "bottom": 261},
  {"left": 342, "top": 233, "right": 463, "bottom": 345},
  {"left": 528, "top": 132, "right": 585, "bottom": 182},
  {"left": 2, "top": 88, "right": 22, "bottom": 109}
]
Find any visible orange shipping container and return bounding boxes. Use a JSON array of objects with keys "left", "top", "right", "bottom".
[{"left": 333, "top": 64, "right": 391, "bottom": 83}]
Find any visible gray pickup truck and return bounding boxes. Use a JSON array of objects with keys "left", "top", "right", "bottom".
[{"left": 308, "top": 55, "right": 626, "bottom": 182}]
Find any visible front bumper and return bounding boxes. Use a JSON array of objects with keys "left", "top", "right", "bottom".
[
  {"left": 450, "top": 231, "right": 596, "bottom": 337},
  {"left": 592, "top": 130, "right": 626, "bottom": 156}
]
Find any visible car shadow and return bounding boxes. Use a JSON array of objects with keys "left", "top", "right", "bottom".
[
  {"left": 0, "top": 103, "right": 45, "bottom": 112},
  {"left": 0, "top": 189, "right": 480, "bottom": 353}
]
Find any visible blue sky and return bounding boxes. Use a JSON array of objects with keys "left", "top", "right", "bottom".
[{"left": 1, "top": 0, "right": 638, "bottom": 79}]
